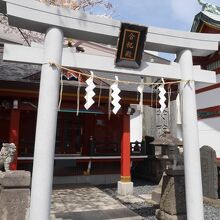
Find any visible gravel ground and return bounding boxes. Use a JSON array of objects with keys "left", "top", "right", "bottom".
[
  {"left": 204, "top": 204, "right": 220, "bottom": 220},
  {"left": 97, "top": 179, "right": 220, "bottom": 220}
]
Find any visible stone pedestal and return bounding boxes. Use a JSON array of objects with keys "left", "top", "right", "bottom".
[
  {"left": 117, "top": 181, "right": 133, "bottom": 196},
  {"left": 156, "top": 169, "right": 186, "bottom": 220},
  {"left": 152, "top": 187, "right": 162, "bottom": 204},
  {"left": 0, "top": 171, "right": 31, "bottom": 220},
  {"left": 152, "top": 171, "right": 166, "bottom": 204}
]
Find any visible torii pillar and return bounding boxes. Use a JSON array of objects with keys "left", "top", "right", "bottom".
[
  {"left": 29, "top": 27, "right": 63, "bottom": 220},
  {"left": 118, "top": 114, "right": 133, "bottom": 195},
  {"left": 178, "top": 49, "right": 204, "bottom": 220}
]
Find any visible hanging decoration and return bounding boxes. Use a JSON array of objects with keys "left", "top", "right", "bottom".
[
  {"left": 76, "top": 74, "right": 81, "bottom": 116},
  {"left": 84, "top": 72, "right": 96, "bottom": 110},
  {"left": 63, "top": 70, "right": 78, "bottom": 80},
  {"left": 167, "top": 84, "right": 172, "bottom": 127},
  {"left": 111, "top": 76, "right": 121, "bottom": 114},
  {"left": 176, "top": 93, "right": 182, "bottom": 125},
  {"left": 50, "top": 62, "right": 184, "bottom": 117},
  {"left": 158, "top": 79, "right": 166, "bottom": 114},
  {"left": 51, "top": 62, "right": 183, "bottom": 87},
  {"left": 61, "top": 67, "right": 81, "bottom": 81},
  {"left": 58, "top": 71, "right": 64, "bottom": 110},
  {"left": 176, "top": 93, "right": 183, "bottom": 141},
  {"left": 137, "top": 78, "right": 144, "bottom": 114},
  {"left": 155, "top": 86, "right": 160, "bottom": 137},
  {"left": 108, "top": 86, "right": 112, "bottom": 120},
  {"left": 98, "top": 82, "right": 102, "bottom": 107}
]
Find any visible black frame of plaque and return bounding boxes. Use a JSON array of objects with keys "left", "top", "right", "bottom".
[{"left": 115, "top": 23, "right": 147, "bottom": 69}]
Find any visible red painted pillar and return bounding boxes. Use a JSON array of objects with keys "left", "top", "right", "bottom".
[
  {"left": 120, "top": 114, "right": 131, "bottom": 182},
  {"left": 9, "top": 108, "right": 20, "bottom": 170}
]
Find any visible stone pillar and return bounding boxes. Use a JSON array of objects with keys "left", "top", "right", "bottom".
[
  {"left": 29, "top": 27, "right": 64, "bottom": 220},
  {"left": 0, "top": 171, "right": 31, "bottom": 220},
  {"left": 200, "top": 145, "right": 218, "bottom": 199},
  {"left": 152, "top": 171, "right": 165, "bottom": 204},
  {"left": 118, "top": 114, "right": 133, "bottom": 195}
]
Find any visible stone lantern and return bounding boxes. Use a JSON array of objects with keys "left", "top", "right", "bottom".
[
  {"left": 151, "top": 129, "right": 183, "bottom": 170},
  {"left": 153, "top": 130, "right": 186, "bottom": 220},
  {"left": 151, "top": 129, "right": 182, "bottom": 147}
]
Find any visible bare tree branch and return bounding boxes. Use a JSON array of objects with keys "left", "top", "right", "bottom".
[
  {"left": 0, "top": 0, "right": 114, "bottom": 45},
  {"left": 39, "top": 0, "right": 112, "bottom": 10}
]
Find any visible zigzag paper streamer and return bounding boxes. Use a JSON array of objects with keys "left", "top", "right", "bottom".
[
  {"left": 111, "top": 76, "right": 121, "bottom": 114},
  {"left": 84, "top": 72, "right": 96, "bottom": 110},
  {"left": 176, "top": 94, "right": 182, "bottom": 125},
  {"left": 137, "top": 79, "right": 144, "bottom": 114},
  {"left": 158, "top": 84, "right": 166, "bottom": 114}
]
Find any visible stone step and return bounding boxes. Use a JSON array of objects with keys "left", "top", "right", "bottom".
[
  {"left": 55, "top": 217, "right": 143, "bottom": 220},
  {"left": 109, "top": 216, "right": 144, "bottom": 220},
  {"left": 54, "top": 208, "right": 142, "bottom": 220}
]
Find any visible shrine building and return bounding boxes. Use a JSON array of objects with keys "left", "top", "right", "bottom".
[
  {"left": 0, "top": 32, "right": 172, "bottom": 184},
  {"left": 192, "top": 10, "right": 220, "bottom": 158}
]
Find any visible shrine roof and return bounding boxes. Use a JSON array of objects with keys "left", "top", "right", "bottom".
[
  {"left": 0, "top": 52, "right": 40, "bottom": 82},
  {"left": 191, "top": 11, "right": 220, "bottom": 33}
]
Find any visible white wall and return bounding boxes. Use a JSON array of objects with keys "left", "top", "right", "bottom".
[
  {"left": 196, "top": 84, "right": 220, "bottom": 157},
  {"left": 198, "top": 118, "right": 220, "bottom": 157},
  {"left": 196, "top": 88, "right": 220, "bottom": 109}
]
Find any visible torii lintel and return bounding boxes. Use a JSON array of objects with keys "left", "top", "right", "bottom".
[{"left": 1, "top": 0, "right": 220, "bottom": 56}]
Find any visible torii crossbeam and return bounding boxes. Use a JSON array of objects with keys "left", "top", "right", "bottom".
[
  {"left": 1, "top": 1, "right": 220, "bottom": 220},
  {"left": 3, "top": 43, "right": 216, "bottom": 83}
]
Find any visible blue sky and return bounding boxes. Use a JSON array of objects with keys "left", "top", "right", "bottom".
[
  {"left": 109, "top": 0, "right": 220, "bottom": 31},
  {"left": 90, "top": 0, "right": 220, "bottom": 60},
  {"left": 103, "top": 0, "right": 220, "bottom": 60}
]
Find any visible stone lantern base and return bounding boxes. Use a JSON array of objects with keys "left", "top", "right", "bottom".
[{"left": 156, "top": 168, "right": 186, "bottom": 220}]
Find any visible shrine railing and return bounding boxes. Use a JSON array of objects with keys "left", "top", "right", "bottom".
[{"left": 89, "top": 139, "right": 147, "bottom": 156}]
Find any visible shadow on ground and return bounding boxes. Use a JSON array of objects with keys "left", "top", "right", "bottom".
[{"left": 97, "top": 179, "right": 158, "bottom": 219}]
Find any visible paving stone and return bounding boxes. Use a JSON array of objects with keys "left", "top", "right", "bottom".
[
  {"left": 51, "top": 185, "right": 142, "bottom": 219},
  {"left": 138, "top": 194, "right": 152, "bottom": 200}
]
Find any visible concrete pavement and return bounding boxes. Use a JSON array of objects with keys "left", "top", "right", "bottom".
[{"left": 50, "top": 184, "right": 143, "bottom": 220}]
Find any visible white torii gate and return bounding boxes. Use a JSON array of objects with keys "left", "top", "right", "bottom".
[{"left": 1, "top": 1, "right": 220, "bottom": 220}]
